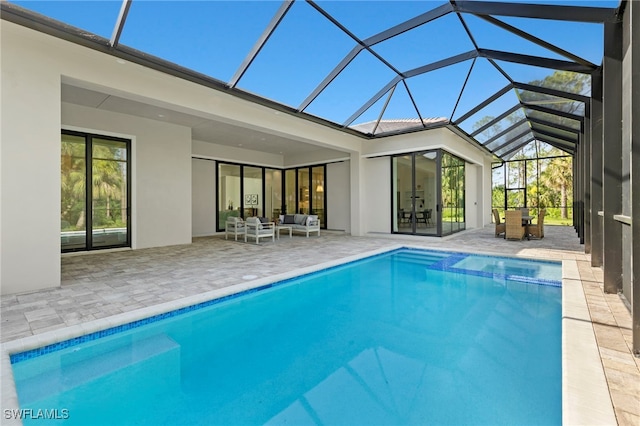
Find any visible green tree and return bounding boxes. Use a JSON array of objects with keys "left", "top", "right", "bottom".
[{"left": 539, "top": 156, "right": 573, "bottom": 219}]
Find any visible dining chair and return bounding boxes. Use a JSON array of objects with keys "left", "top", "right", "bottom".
[
  {"left": 492, "top": 209, "right": 505, "bottom": 238},
  {"left": 505, "top": 210, "right": 525, "bottom": 240},
  {"left": 528, "top": 209, "right": 546, "bottom": 239}
]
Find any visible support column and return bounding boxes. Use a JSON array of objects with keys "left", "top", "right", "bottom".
[
  {"left": 602, "top": 20, "right": 623, "bottom": 294},
  {"left": 584, "top": 115, "right": 592, "bottom": 252},
  {"left": 349, "top": 151, "right": 364, "bottom": 237},
  {"left": 628, "top": 0, "right": 640, "bottom": 355},
  {"left": 591, "top": 69, "right": 604, "bottom": 267},
  {"left": 577, "top": 138, "right": 584, "bottom": 243}
]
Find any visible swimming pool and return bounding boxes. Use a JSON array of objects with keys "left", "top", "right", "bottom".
[{"left": 9, "top": 248, "right": 562, "bottom": 425}]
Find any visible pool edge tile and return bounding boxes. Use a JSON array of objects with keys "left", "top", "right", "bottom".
[{"left": 562, "top": 261, "right": 617, "bottom": 426}]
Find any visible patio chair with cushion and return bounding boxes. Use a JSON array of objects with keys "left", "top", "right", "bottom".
[
  {"left": 225, "top": 217, "right": 245, "bottom": 241},
  {"left": 505, "top": 210, "right": 525, "bottom": 240},
  {"left": 528, "top": 209, "right": 546, "bottom": 239},
  {"left": 492, "top": 209, "right": 505, "bottom": 238},
  {"left": 244, "top": 217, "right": 275, "bottom": 244}
]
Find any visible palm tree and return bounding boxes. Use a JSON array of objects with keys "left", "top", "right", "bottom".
[{"left": 539, "top": 157, "right": 573, "bottom": 219}]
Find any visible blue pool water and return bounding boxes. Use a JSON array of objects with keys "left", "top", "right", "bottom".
[{"left": 11, "top": 249, "right": 562, "bottom": 425}]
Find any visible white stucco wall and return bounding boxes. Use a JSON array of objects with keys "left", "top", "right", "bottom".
[
  {"left": 1, "top": 24, "right": 61, "bottom": 295},
  {"left": 364, "top": 157, "right": 392, "bottom": 233},
  {"left": 193, "top": 140, "right": 284, "bottom": 168},
  {"left": 326, "top": 161, "right": 351, "bottom": 232},
  {"left": 192, "top": 158, "right": 217, "bottom": 237},
  {"left": 465, "top": 163, "right": 480, "bottom": 229}
]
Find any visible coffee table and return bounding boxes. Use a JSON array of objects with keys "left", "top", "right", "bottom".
[{"left": 276, "top": 225, "right": 292, "bottom": 239}]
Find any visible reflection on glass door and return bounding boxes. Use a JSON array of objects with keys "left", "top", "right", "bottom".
[
  {"left": 285, "top": 169, "right": 296, "bottom": 214},
  {"left": 61, "top": 131, "right": 130, "bottom": 252},
  {"left": 91, "top": 138, "right": 129, "bottom": 248},
  {"left": 311, "top": 166, "right": 325, "bottom": 227},
  {"left": 61, "top": 134, "right": 87, "bottom": 251},
  {"left": 265, "top": 169, "right": 282, "bottom": 220},
  {"left": 298, "top": 168, "right": 310, "bottom": 214},
  {"left": 243, "top": 166, "right": 262, "bottom": 218},
  {"left": 441, "top": 152, "right": 466, "bottom": 236},
  {"left": 392, "top": 155, "right": 413, "bottom": 233},
  {"left": 392, "top": 153, "right": 437, "bottom": 236},
  {"left": 218, "top": 164, "right": 241, "bottom": 229},
  {"left": 414, "top": 152, "right": 437, "bottom": 236},
  {"left": 392, "top": 150, "right": 464, "bottom": 237}
]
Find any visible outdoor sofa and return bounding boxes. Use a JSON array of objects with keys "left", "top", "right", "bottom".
[{"left": 278, "top": 214, "right": 320, "bottom": 237}]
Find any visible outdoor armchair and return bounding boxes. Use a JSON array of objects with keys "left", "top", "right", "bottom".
[
  {"left": 244, "top": 217, "right": 275, "bottom": 244},
  {"left": 225, "top": 217, "right": 245, "bottom": 241}
]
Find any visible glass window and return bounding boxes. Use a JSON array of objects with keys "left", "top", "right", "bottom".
[
  {"left": 91, "top": 138, "right": 128, "bottom": 248},
  {"left": 441, "top": 152, "right": 465, "bottom": 236},
  {"left": 285, "top": 169, "right": 297, "bottom": 215},
  {"left": 393, "top": 150, "right": 462, "bottom": 237},
  {"left": 243, "top": 166, "right": 262, "bottom": 218},
  {"left": 311, "top": 166, "right": 325, "bottom": 227},
  {"left": 298, "top": 168, "right": 310, "bottom": 215},
  {"left": 392, "top": 155, "right": 413, "bottom": 234},
  {"left": 265, "top": 169, "right": 282, "bottom": 220},
  {"left": 492, "top": 165, "right": 506, "bottom": 213},
  {"left": 61, "top": 134, "right": 86, "bottom": 251},
  {"left": 414, "top": 152, "right": 438, "bottom": 236},
  {"left": 61, "top": 132, "right": 130, "bottom": 252},
  {"left": 218, "top": 164, "right": 241, "bottom": 229}
]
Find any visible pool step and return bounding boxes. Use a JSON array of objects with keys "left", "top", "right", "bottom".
[
  {"left": 393, "top": 251, "right": 449, "bottom": 267},
  {"left": 16, "top": 333, "right": 181, "bottom": 404}
]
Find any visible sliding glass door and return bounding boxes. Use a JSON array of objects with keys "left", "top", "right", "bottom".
[
  {"left": 215, "top": 162, "right": 327, "bottom": 231},
  {"left": 218, "top": 164, "right": 241, "bottom": 229},
  {"left": 61, "top": 131, "right": 130, "bottom": 252},
  {"left": 441, "top": 152, "right": 466, "bottom": 236},
  {"left": 392, "top": 150, "right": 464, "bottom": 237}
]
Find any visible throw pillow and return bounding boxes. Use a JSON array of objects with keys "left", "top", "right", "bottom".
[
  {"left": 258, "top": 217, "right": 268, "bottom": 224},
  {"left": 284, "top": 214, "right": 295, "bottom": 224}
]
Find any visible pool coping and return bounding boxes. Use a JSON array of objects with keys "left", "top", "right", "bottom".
[{"left": 0, "top": 245, "right": 616, "bottom": 425}]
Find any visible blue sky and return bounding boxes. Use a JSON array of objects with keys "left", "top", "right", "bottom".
[{"left": 12, "top": 0, "right": 613, "bottom": 130}]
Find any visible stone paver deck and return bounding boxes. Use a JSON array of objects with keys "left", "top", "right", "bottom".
[{"left": 1, "top": 225, "right": 638, "bottom": 425}]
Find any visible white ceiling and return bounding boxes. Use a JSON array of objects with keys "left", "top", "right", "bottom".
[{"left": 61, "top": 83, "right": 348, "bottom": 157}]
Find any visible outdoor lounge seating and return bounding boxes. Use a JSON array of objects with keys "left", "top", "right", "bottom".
[
  {"left": 244, "top": 217, "right": 275, "bottom": 244},
  {"left": 492, "top": 209, "right": 505, "bottom": 238},
  {"left": 505, "top": 210, "right": 525, "bottom": 240},
  {"left": 528, "top": 209, "right": 546, "bottom": 239},
  {"left": 278, "top": 214, "right": 320, "bottom": 237},
  {"left": 225, "top": 217, "right": 245, "bottom": 241}
]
